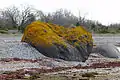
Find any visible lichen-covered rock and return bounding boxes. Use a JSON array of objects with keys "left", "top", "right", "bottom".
[{"left": 21, "top": 21, "right": 93, "bottom": 62}]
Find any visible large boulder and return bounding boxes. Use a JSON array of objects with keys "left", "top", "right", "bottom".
[
  {"left": 21, "top": 21, "right": 93, "bottom": 62},
  {"left": 95, "top": 44, "right": 120, "bottom": 58}
]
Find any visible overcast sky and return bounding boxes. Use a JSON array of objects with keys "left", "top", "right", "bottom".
[{"left": 0, "top": 0, "right": 120, "bottom": 25}]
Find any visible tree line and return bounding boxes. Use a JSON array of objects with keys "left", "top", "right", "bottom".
[{"left": 0, "top": 5, "right": 120, "bottom": 33}]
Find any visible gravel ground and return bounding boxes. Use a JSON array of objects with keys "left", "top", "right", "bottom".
[
  {"left": 0, "top": 34, "right": 85, "bottom": 71},
  {"left": 0, "top": 33, "right": 120, "bottom": 80}
]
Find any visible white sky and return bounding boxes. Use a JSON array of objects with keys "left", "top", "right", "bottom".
[{"left": 0, "top": 0, "right": 120, "bottom": 25}]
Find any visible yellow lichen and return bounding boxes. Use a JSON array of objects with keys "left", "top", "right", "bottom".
[
  {"left": 22, "top": 21, "right": 93, "bottom": 48},
  {"left": 22, "top": 21, "right": 66, "bottom": 47}
]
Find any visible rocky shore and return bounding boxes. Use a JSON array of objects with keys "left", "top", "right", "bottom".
[{"left": 1, "top": 33, "right": 120, "bottom": 80}]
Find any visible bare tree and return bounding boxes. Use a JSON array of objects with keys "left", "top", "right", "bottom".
[
  {"left": 0, "top": 5, "right": 36, "bottom": 32},
  {"left": 0, "top": 5, "right": 103, "bottom": 32},
  {"left": 18, "top": 5, "right": 36, "bottom": 32},
  {"left": 1, "top": 6, "right": 19, "bottom": 28},
  {"left": 37, "top": 9, "right": 78, "bottom": 26},
  {"left": 36, "top": 10, "right": 52, "bottom": 22}
]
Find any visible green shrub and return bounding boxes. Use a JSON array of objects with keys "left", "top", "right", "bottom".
[{"left": 0, "top": 30, "right": 8, "bottom": 34}]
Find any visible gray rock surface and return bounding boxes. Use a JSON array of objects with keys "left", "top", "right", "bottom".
[
  {"left": 35, "top": 43, "right": 92, "bottom": 62},
  {"left": 95, "top": 44, "right": 120, "bottom": 58}
]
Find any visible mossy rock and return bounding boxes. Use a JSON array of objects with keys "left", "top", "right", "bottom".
[{"left": 21, "top": 21, "right": 93, "bottom": 62}]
